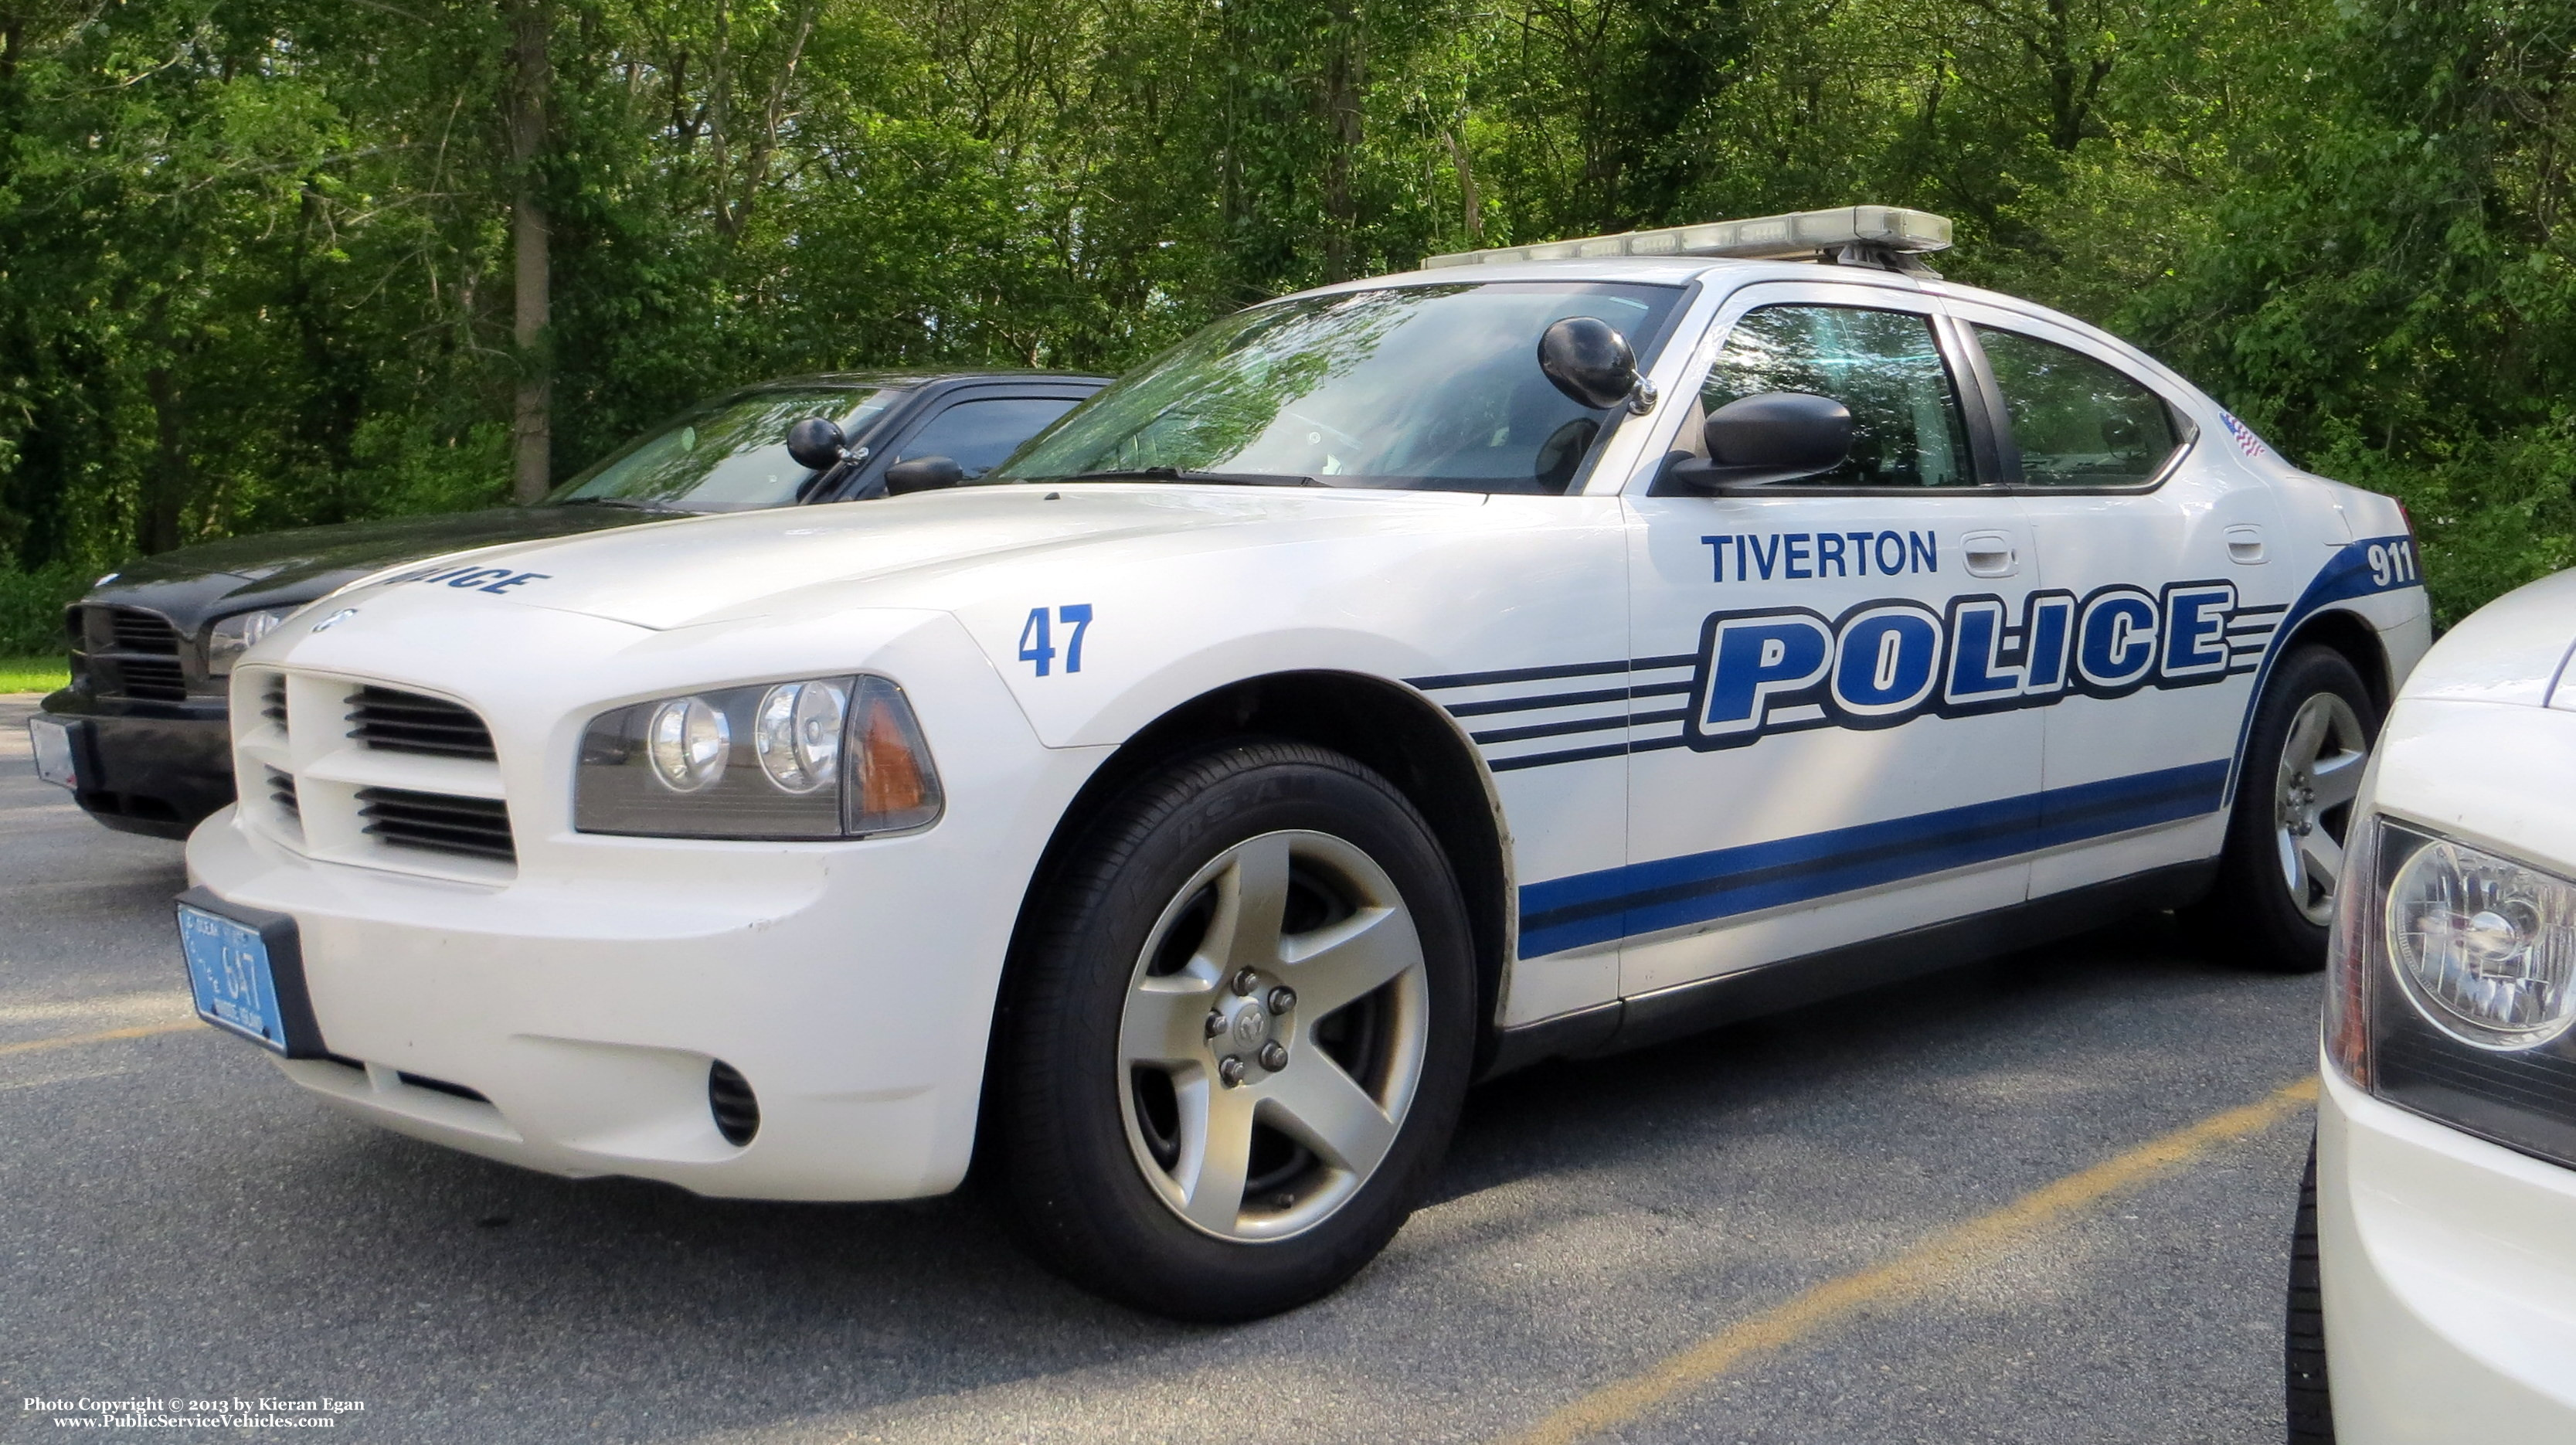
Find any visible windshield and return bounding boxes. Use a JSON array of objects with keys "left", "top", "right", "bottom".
[
  {"left": 992, "top": 281, "right": 1684, "bottom": 495},
  {"left": 548, "top": 386, "right": 895, "bottom": 511}
]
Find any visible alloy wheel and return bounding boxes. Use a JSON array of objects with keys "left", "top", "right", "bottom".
[
  {"left": 2273, "top": 692, "right": 2370, "bottom": 926},
  {"left": 1115, "top": 829, "right": 1429, "bottom": 1243}
]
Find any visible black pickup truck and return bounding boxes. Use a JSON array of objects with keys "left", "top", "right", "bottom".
[{"left": 32, "top": 369, "right": 1104, "bottom": 838}]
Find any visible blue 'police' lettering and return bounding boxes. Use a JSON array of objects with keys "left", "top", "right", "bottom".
[
  {"left": 1687, "top": 580, "right": 2262, "bottom": 750},
  {"left": 2161, "top": 583, "right": 2235, "bottom": 678},
  {"left": 1698, "top": 612, "right": 1833, "bottom": 739},
  {"left": 1832, "top": 606, "right": 1942, "bottom": 718},
  {"left": 1945, "top": 598, "right": 2023, "bottom": 706},
  {"left": 2077, "top": 589, "right": 2160, "bottom": 690},
  {"left": 2022, "top": 593, "right": 2075, "bottom": 696}
]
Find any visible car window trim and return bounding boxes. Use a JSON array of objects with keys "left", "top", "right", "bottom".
[
  {"left": 1623, "top": 278, "right": 2011, "bottom": 498},
  {"left": 1940, "top": 304, "right": 2206, "bottom": 498},
  {"left": 823, "top": 382, "right": 1102, "bottom": 502}
]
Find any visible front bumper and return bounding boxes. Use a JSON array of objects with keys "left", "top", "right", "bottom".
[
  {"left": 39, "top": 691, "right": 235, "bottom": 838},
  {"left": 180, "top": 607, "right": 1108, "bottom": 1202},
  {"left": 2317, "top": 1066, "right": 2576, "bottom": 1440}
]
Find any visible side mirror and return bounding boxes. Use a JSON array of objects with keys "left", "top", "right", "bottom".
[
  {"left": 1538, "top": 318, "right": 1653, "bottom": 413},
  {"left": 1663, "top": 392, "right": 1852, "bottom": 491},
  {"left": 883, "top": 455, "right": 967, "bottom": 495},
  {"left": 786, "top": 416, "right": 848, "bottom": 471}
]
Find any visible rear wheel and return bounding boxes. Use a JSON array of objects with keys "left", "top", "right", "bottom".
[
  {"left": 2285, "top": 1137, "right": 2336, "bottom": 1443},
  {"left": 2192, "top": 645, "right": 2378, "bottom": 971},
  {"left": 991, "top": 740, "right": 1476, "bottom": 1321}
]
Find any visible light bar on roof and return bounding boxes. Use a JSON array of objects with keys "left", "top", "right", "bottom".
[{"left": 1421, "top": 205, "right": 1952, "bottom": 270}]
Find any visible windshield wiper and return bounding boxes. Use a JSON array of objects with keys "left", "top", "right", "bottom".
[
  {"left": 1052, "top": 468, "right": 1324, "bottom": 488},
  {"left": 555, "top": 496, "right": 692, "bottom": 512}
]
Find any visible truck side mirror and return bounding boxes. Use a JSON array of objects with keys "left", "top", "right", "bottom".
[
  {"left": 883, "top": 456, "right": 967, "bottom": 495},
  {"left": 1661, "top": 392, "right": 1852, "bottom": 492}
]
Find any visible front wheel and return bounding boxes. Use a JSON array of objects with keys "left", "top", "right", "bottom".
[
  {"left": 991, "top": 740, "right": 1477, "bottom": 1321},
  {"left": 2191, "top": 645, "right": 2379, "bottom": 972}
]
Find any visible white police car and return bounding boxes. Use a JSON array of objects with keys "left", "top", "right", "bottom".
[
  {"left": 2292, "top": 566, "right": 2576, "bottom": 1442},
  {"left": 178, "top": 206, "right": 2430, "bottom": 1320}
]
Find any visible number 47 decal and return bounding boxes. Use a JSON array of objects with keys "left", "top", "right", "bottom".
[{"left": 1018, "top": 604, "right": 1093, "bottom": 676}]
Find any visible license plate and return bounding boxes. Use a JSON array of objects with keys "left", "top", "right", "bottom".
[
  {"left": 28, "top": 716, "right": 76, "bottom": 789},
  {"left": 178, "top": 904, "right": 289, "bottom": 1051}
]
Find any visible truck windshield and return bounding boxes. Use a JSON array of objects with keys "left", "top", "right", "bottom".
[
  {"left": 992, "top": 280, "right": 1683, "bottom": 495},
  {"left": 547, "top": 386, "right": 894, "bottom": 511}
]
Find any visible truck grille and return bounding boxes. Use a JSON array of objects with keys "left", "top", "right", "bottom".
[
  {"left": 346, "top": 686, "right": 497, "bottom": 760},
  {"left": 355, "top": 787, "right": 515, "bottom": 862}
]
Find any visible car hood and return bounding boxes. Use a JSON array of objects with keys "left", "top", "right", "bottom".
[
  {"left": 331, "top": 484, "right": 1487, "bottom": 631},
  {"left": 2402, "top": 566, "right": 2576, "bottom": 711},
  {"left": 83, "top": 505, "right": 672, "bottom": 634}
]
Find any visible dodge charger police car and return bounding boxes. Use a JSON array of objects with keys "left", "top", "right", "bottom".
[
  {"left": 2290, "top": 566, "right": 2576, "bottom": 1442},
  {"left": 175, "top": 206, "right": 2430, "bottom": 1321}
]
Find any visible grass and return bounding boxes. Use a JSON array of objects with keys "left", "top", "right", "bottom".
[{"left": 0, "top": 655, "right": 70, "bottom": 694}]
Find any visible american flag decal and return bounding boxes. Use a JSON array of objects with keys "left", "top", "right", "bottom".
[{"left": 2221, "top": 411, "right": 2268, "bottom": 458}]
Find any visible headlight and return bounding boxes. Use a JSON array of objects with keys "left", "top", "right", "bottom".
[
  {"left": 576, "top": 675, "right": 942, "bottom": 839},
  {"left": 2339, "top": 816, "right": 2576, "bottom": 1168},
  {"left": 206, "top": 608, "right": 291, "bottom": 675},
  {"left": 2386, "top": 838, "right": 2576, "bottom": 1049}
]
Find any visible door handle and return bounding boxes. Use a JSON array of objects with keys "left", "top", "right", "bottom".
[
  {"left": 2225, "top": 524, "right": 2268, "bottom": 564},
  {"left": 1961, "top": 531, "right": 2018, "bottom": 578}
]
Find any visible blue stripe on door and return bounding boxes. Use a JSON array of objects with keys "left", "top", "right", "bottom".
[{"left": 1517, "top": 760, "right": 2229, "bottom": 958}]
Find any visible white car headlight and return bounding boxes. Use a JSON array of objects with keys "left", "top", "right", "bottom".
[
  {"left": 205, "top": 608, "right": 291, "bottom": 676},
  {"left": 2387, "top": 837, "right": 2576, "bottom": 1049},
  {"left": 576, "top": 675, "right": 941, "bottom": 840},
  {"left": 2333, "top": 816, "right": 2576, "bottom": 1170}
]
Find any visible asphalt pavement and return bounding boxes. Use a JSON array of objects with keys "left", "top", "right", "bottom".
[{"left": 2, "top": 692, "right": 2318, "bottom": 1443}]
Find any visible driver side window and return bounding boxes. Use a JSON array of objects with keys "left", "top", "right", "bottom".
[{"left": 1698, "top": 304, "right": 1975, "bottom": 488}]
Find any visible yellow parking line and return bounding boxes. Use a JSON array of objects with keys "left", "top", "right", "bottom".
[
  {"left": 1497, "top": 1075, "right": 2320, "bottom": 1445},
  {"left": 0, "top": 1020, "right": 202, "bottom": 1058}
]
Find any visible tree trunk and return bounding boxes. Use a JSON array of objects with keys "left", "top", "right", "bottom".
[
  {"left": 142, "top": 366, "right": 189, "bottom": 555},
  {"left": 506, "top": 0, "right": 552, "bottom": 504},
  {"left": 1439, "top": 128, "right": 1481, "bottom": 238},
  {"left": 1318, "top": 0, "right": 1364, "bottom": 283}
]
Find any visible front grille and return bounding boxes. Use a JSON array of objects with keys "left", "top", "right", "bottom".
[
  {"left": 261, "top": 677, "right": 288, "bottom": 729},
  {"left": 346, "top": 686, "right": 495, "bottom": 760},
  {"left": 84, "top": 607, "right": 189, "bottom": 702},
  {"left": 266, "top": 768, "right": 300, "bottom": 822},
  {"left": 709, "top": 1061, "right": 760, "bottom": 1146},
  {"left": 106, "top": 609, "right": 181, "bottom": 654},
  {"left": 114, "top": 657, "right": 188, "bottom": 701},
  {"left": 355, "top": 786, "right": 514, "bottom": 862}
]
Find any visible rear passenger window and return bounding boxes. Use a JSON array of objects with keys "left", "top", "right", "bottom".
[
  {"left": 1700, "top": 305, "right": 1975, "bottom": 488},
  {"left": 895, "top": 396, "right": 1081, "bottom": 479},
  {"left": 1973, "top": 327, "right": 2181, "bottom": 487}
]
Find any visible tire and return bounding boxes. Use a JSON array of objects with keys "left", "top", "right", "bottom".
[
  {"left": 2190, "top": 645, "right": 2379, "bottom": 972},
  {"left": 991, "top": 739, "right": 1477, "bottom": 1321},
  {"left": 2285, "top": 1136, "right": 2336, "bottom": 1443}
]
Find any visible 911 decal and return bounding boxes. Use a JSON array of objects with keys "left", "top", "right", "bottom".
[
  {"left": 2367, "top": 539, "right": 2419, "bottom": 588},
  {"left": 1684, "top": 580, "right": 2264, "bottom": 750}
]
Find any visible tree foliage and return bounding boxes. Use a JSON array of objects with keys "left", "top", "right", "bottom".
[{"left": 1, "top": 0, "right": 2568, "bottom": 628}]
